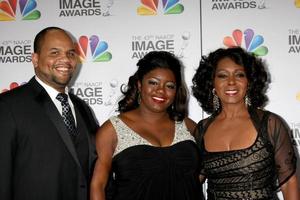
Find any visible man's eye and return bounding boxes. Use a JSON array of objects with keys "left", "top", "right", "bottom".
[
  {"left": 50, "top": 51, "right": 59, "bottom": 55},
  {"left": 68, "top": 51, "right": 76, "bottom": 58}
]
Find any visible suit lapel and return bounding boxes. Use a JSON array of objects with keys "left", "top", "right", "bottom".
[
  {"left": 29, "top": 78, "right": 82, "bottom": 169},
  {"left": 71, "top": 95, "right": 96, "bottom": 175},
  {"left": 43, "top": 100, "right": 82, "bottom": 168}
]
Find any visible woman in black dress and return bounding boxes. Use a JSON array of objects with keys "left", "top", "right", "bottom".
[
  {"left": 192, "top": 47, "right": 299, "bottom": 200},
  {"left": 90, "top": 51, "right": 203, "bottom": 200}
]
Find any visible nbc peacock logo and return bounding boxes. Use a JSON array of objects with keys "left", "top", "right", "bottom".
[
  {"left": 223, "top": 29, "right": 268, "bottom": 56},
  {"left": 0, "top": 0, "right": 41, "bottom": 21},
  {"left": 1, "top": 81, "right": 26, "bottom": 93},
  {"left": 75, "top": 35, "right": 112, "bottom": 63},
  {"left": 137, "top": 0, "right": 184, "bottom": 15}
]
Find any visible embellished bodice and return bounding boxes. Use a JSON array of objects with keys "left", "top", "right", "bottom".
[
  {"left": 107, "top": 116, "right": 204, "bottom": 200},
  {"left": 110, "top": 116, "right": 195, "bottom": 157}
]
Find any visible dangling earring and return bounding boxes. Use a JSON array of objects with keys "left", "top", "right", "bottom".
[
  {"left": 245, "top": 94, "right": 251, "bottom": 107},
  {"left": 212, "top": 88, "right": 220, "bottom": 111},
  {"left": 137, "top": 91, "right": 141, "bottom": 105}
]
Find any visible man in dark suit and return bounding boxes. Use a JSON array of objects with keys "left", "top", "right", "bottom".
[{"left": 0, "top": 27, "right": 99, "bottom": 200}]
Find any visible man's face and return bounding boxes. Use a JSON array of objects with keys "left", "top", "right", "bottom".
[{"left": 32, "top": 30, "right": 77, "bottom": 92}]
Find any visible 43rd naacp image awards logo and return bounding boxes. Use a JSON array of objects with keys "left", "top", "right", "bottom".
[
  {"left": 137, "top": 0, "right": 184, "bottom": 15},
  {"left": 70, "top": 79, "right": 120, "bottom": 107},
  {"left": 58, "top": 0, "right": 114, "bottom": 17},
  {"left": 0, "top": 0, "right": 40, "bottom": 21},
  {"left": 75, "top": 35, "right": 112, "bottom": 63},
  {"left": 210, "top": 0, "right": 267, "bottom": 10},
  {"left": 288, "top": 29, "right": 300, "bottom": 53},
  {"left": 0, "top": 39, "right": 32, "bottom": 63},
  {"left": 223, "top": 28, "right": 268, "bottom": 56},
  {"left": 131, "top": 32, "right": 191, "bottom": 59},
  {"left": 131, "top": 34, "right": 175, "bottom": 59},
  {"left": 70, "top": 82, "right": 103, "bottom": 105}
]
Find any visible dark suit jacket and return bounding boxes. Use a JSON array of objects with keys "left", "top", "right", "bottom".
[{"left": 0, "top": 77, "right": 99, "bottom": 200}]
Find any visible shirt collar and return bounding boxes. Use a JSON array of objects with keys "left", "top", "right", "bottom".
[{"left": 35, "top": 76, "right": 69, "bottom": 101}]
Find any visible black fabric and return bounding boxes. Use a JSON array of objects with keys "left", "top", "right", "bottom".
[
  {"left": 73, "top": 108, "right": 90, "bottom": 182},
  {"left": 108, "top": 141, "right": 204, "bottom": 200},
  {"left": 0, "top": 77, "right": 98, "bottom": 200},
  {"left": 194, "top": 107, "right": 297, "bottom": 200}
]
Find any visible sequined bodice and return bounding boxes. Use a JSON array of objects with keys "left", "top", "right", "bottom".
[
  {"left": 110, "top": 116, "right": 195, "bottom": 156},
  {"left": 107, "top": 116, "right": 204, "bottom": 200}
]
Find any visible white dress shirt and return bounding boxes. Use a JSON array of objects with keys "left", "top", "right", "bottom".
[{"left": 35, "top": 76, "right": 77, "bottom": 124}]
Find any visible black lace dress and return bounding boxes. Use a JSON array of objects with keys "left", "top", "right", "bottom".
[{"left": 195, "top": 108, "right": 297, "bottom": 200}]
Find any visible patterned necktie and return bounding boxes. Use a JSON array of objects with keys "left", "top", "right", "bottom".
[{"left": 56, "top": 93, "right": 77, "bottom": 137}]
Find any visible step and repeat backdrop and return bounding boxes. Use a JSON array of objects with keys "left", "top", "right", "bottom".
[{"left": 1, "top": 0, "right": 300, "bottom": 197}]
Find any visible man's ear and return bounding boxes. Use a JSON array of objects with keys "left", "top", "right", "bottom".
[{"left": 31, "top": 53, "right": 39, "bottom": 69}]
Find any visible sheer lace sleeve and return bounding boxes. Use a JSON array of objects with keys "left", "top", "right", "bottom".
[
  {"left": 194, "top": 118, "right": 211, "bottom": 176},
  {"left": 266, "top": 112, "right": 297, "bottom": 188}
]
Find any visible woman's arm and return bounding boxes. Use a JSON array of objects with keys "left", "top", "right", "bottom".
[
  {"left": 281, "top": 174, "right": 300, "bottom": 200},
  {"left": 90, "top": 120, "right": 117, "bottom": 200},
  {"left": 266, "top": 112, "right": 299, "bottom": 199}
]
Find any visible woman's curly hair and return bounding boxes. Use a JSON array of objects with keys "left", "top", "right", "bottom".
[
  {"left": 192, "top": 47, "right": 270, "bottom": 114},
  {"left": 118, "top": 51, "right": 188, "bottom": 121}
]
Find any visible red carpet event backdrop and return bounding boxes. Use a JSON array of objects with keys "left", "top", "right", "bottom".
[{"left": 1, "top": 0, "right": 300, "bottom": 197}]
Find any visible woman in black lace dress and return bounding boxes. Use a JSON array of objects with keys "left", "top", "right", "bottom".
[
  {"left": 192, "top": 47, "right": 299, "bottom": 200},
  {"left": 90, "top": 51, "right": 204, "bottom": 200}
]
